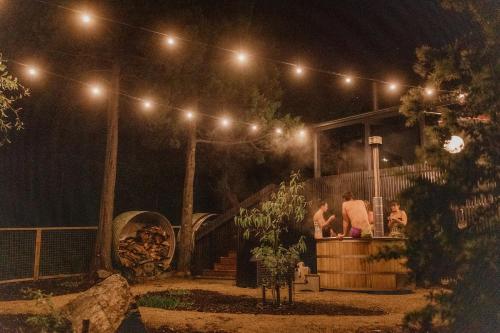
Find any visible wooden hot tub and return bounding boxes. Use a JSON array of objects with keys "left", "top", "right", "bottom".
[{"left": 316, "top": 237, "right": 412, "bottom": 291}]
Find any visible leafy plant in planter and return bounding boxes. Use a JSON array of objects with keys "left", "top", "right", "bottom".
[{"left": 235, "top": 171, "right": 307, "bottom": 306}]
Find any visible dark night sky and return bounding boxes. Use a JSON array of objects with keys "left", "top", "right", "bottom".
[{"left": 0, "top": 0, "right": 472, "bottom": 227}]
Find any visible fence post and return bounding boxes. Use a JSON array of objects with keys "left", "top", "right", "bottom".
[{"left": 33, "top": 228, "right": 42, "bottom": 280}]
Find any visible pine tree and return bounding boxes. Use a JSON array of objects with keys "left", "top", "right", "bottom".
[{"left": 398, "top": 1, "right": 499, "bottom": 331}]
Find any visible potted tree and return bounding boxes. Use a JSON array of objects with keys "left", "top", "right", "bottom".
[{"left": 235, "top": 172, "right": 307, "bottom": 306}]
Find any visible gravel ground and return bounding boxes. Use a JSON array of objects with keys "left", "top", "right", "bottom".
[{"left": 0, "top": 277, "right": 430, "bottom": 332}]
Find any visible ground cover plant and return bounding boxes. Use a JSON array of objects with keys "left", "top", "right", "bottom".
[{"left": 137, "top": 289, "right": 385, "bottom": 316}]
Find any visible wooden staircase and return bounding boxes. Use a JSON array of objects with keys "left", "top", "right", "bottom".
[{"left": 200, "top": 251, "right": 237, "bottom": 280}]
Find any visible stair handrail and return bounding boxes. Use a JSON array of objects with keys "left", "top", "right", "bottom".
[{"left": 195, "top": 184, "right": 278, "bottom": 241}]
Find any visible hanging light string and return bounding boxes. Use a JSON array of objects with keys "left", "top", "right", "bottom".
[
  {"left": 9, "top": 58, "right": 461, "bottom": 147},
  {"left": 29, "top": 0, "right": 460, "bottom": 94},
  {"left": 7, "top": 59, "right": 276, "bottom": 136},
  {"left": 8, "top": 0, "right": 467, "bottom": 142}
]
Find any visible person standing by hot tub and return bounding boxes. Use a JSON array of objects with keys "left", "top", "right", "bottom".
[
  {"left": 338, "top": 192, "right": 372, "bottom": 238},
  {"left": 388, "top": 200, "right": 408, "bottom": 238},
  {"left": 313, "top": 201, "right": 336, "bottom": 238}
]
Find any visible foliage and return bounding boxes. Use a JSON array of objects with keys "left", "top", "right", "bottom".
[
  {"left": 396, "top": 1, "right": 499, "bottom": 331},
  {"left": 137, "top": 290, "right": 193, "bottom": 310},
  {"left": 398, "top": 179, "right": 463, "bottom": 285},
  {"left": 0, "top": 55, "right": 29, "bottom": 146},
  {"left": 23, "top": 288, "right": 71, "bottom": 333},
  {"left": 235, "top": 171, "right": 307, "bottom": 305}
]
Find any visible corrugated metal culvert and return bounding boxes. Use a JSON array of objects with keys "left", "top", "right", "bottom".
[{"left": 112, "top": 211, "right": 175, "bottom": 281}]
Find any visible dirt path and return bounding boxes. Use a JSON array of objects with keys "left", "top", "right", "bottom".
[{"left": 0, "top": 278, "right": 429, "bottom": 332}]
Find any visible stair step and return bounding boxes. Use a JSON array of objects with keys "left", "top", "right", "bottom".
[
  {"left": 214, "top": 263, "right": 236, "bottom": 271},
  {"left": 202, "top": 269, "right": 236, "bottom": 278},
  {"left": 195, "top": 275, "right": 235, "bottom": 281},
  {"left": 219, "top": 257, "right": 237, "bottom": 266}
]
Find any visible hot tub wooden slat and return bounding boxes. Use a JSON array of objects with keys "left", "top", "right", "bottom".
[{"left": 316, "top": 238, "right": 411, "bottom": 291}]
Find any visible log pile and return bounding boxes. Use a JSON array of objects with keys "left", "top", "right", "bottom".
[{"left": 118, "top": 225, "right": 171, "bottom": 278}]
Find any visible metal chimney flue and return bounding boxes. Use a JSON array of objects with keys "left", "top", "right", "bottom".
[{"left": 369, "top": 136, "right": 384, "bottom": 237}]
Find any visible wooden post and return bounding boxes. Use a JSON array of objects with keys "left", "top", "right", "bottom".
[
  {"left": 177, "top": 119, "right": 197, "bottom": 275},
  {"left": 372, "top": 82, "right": 379, "bottom": 111},
  {"left": 94, "top": 62, "right": 121, "bottom": 272},
  {"left": 313, "top": 131, "right": 321, "bottom": 178},
  {"left": 262, "top": 286, "right": 266, "bottom": 304},
  {"left": 33, "top": 228, "right": 42, "bottom": 280},
  {"left": 418, "top": 113, "right": 426, "bottom": 147}
]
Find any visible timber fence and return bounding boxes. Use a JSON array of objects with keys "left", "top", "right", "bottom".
[
  {"left": 0, "top": 227, "right": 97, "bottom": 284},
  {"left": 305, "top": 164, "right": 442, "bottom": 217},
  {"left": 304, "top": 163, "right": 493, "bottom": 230}
]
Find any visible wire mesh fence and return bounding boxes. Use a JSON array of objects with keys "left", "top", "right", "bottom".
[{"left": 0, "top": 227, "right": 97, "bottom": 283}]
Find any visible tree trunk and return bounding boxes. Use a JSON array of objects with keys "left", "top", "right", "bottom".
[
  {"left": 93, "top": 62, "right": 120, "bottom": 273},
  {"left": 177, "top": 120, "right": 197, "bottom": 276}
]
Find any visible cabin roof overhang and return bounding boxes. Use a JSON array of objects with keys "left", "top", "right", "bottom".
[{"left": 312, "top": 107, "right": 400, "bottom": 132}]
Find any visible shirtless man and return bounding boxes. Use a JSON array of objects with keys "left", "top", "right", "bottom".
[
  {"left": 313, "top": 201, "right": 336, "bottom": 238},
  {"left": 338, "top": 192, "right": 371, "bottom": 238}
]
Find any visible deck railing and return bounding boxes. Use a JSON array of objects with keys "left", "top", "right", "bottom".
[
  {"left": 191, "top": 184, "right": 278, "bottom": 276},
  {"left": 305, "top": 164, "right": 443, "bottom": 217},
  {"left": 305, "top": 164, "right": 492, "bottom": 230}
]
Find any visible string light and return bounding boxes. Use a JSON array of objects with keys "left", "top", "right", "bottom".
[
  {"left": 142, "top": 99, "right": 153, "bottom": 110},
  {"left": 236, "top": 51, "right": 248, "bottom": 64},
  {"left": 29, "top": 0, "right": 462, "bottom": 96},
  {"left": 185, "top": 111, "right": 195, "bottom": 120},
  {"left": 166, "top": 36, "right": 176, "bottom": 46},
  {"left": 444, "top": 135, "right": 465, "bottom": 154},
  {"left": 11, "top": 60, "right": 314, "bottom": 143},
  {"left": 296, "top": 129, "right": 307, "bottom": 141},
  {"left": 457, "top": 92, "right": 467, "bottom": 104},
  {"left": 388, "top": 83, "right": 398, "bottom": 91},
  {"left": 12, "top": 58, "right": 464, "bottom": 148},
  {"left": 80, "top": 12, "right": 93, "bottom": 25},
  {"left": 220, "top": 117, "right": 231, "bottom": 128},
  {"left": 15, "top": 1, "right": 471, "bottom": 145},
  {"left": 424, "top": 87, "right": 435, "bottom": 96},
  {"left": 89, "top": 84, "right": 103, "bottom": 97},
  {"left": 26, "top": 66, "right": 39, "bottom": 78}
]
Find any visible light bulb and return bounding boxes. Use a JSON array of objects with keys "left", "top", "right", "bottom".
[
  {"left": 185, "top": 111, "right": 195, "bottom": 120},
  {"left": 80, "top": 12, "right": 93, "bottom": 25},
  {"left": 142, "top": 99, "right": 153, "bottom": 110},
  {"left": 26, "top": 66, "right": 39, "bottom": 78},
  {"left": 424, "top": 87, "right": 434, "bottom": 96},
  {"left": 220, "top": 117, "right": 231, "bottom": 128},
  {"left": 444, "top": 135, "right": 465, "bottom": 154},
  {"left": 236, "top": 51, "right": 248, "bottom": 63},
  {"left": 166, "top": 36, "right": 176, "bottom": 46},
  {"left": 90, "top": 84, "right": 103, "bottom": 97}
]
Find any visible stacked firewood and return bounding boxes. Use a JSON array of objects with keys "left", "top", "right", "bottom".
[{"left": 118, "top": 225, "right": 171, "bottom": 277}]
